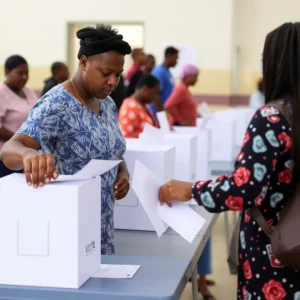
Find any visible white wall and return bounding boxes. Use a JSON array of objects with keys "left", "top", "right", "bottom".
[{"left": 0, "top": 0, "right": 234, "bottom": 70}]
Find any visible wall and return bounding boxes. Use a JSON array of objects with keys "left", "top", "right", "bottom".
[
  {"left": 234, "top": 0, "right": 300, "bottom": 95},
  {"left": 0, "top": 0, "right": 234, "bottom": 95}
]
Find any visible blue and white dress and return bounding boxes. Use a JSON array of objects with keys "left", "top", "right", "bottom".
[{"left": 17, "top": 85, "right": 126, "bottom": 255}]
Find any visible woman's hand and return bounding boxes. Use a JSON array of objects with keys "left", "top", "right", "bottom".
[
  {"left": 114, "top": 171, "right": 130, "bottom": 200},
  {"left": 159, "top": 179, "right": 194, "bottom": 207},
  {"left": 22, "top": 150, "right": 58, "bottom": 188}
]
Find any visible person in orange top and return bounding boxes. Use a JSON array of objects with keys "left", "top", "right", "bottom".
[
  {"left": 164, "top": 64, "right": 200, "bottom": 126},
  {"left": 119, "top": 74, "right": 160, "bottom": 138}
]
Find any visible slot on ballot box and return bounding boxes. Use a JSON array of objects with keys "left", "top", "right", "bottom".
[
  {"left": 0, "top": 173, "right": 101, "bottom": 289},
  {"left": 114, "top": 139, "right": 176, "bottom": 231}
]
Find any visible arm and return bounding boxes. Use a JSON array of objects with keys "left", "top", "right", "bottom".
[
  {"left": 0, "top": 127, "right": 14, "bottom": 142},
  {"left": 0, "top": 96, "right": 64, "bottom": 186},
  {"left": 160, "top": 106, "right": 291, "bottom": 212},
  {"left": 0, "top": 134, "right": 40, "bottom": 170},
  {"left": 164, "top": 86, "right": 185, "bottom": 124}
]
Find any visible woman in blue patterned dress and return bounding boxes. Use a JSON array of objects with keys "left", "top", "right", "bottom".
[{"left": 0, "top": 25, "right": 132, "bottom": 255}]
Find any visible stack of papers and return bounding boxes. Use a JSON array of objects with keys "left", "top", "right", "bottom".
[{"left": 132, "top": 161, "right": 206, "bottom": 243}]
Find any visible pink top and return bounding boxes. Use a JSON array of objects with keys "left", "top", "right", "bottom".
[
  {"left": 164, "top": 83, "right": 198, "bottom": 126},
  {"left": 0, "top": 82, "right": 38, "bottom": 149}
]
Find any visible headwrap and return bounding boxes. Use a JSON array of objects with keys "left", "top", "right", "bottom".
[
  {"left": 179, "top": 64, "right": 200, "bottom": 80},
  {"left": 76, "top": 26, "right": 131, "bottom": 59}
]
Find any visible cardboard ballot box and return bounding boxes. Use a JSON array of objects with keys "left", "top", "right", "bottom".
[
  {"left": 0, "top": 174, "right": 101, "bottom": 289},
  {"left": 174, "top": 119, "right": 212, "bottom": 181},
  {"left": 114, "top": 140, "right": 175, "bottom": 231},
  {"left": 205, "top": 116, "right": 236, "bottom": 163},
  {"left": 163, "top": 133, "right": 197, "bottom": 182},
  {"left": 214, "top": 108, "right": 255, "bottom": 147},
  {"left": 139, "top": 125, "right": 197, "bottom": 182}
]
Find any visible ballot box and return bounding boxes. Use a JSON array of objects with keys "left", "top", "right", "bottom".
[
  {"left": 114, "top": 140, "right": 176, "bottom": 231},
  {"left": 0, "top": 174, "right": 101, "bottom": 289},
  {"left": 174, "top": 118, "right": 212, "bottom": 181},
  {"left": 214, "top": 108, "right": 255, "bottom": 147},
  {"left": 205, "top": 116, "right": 237, "bottom": 163}
]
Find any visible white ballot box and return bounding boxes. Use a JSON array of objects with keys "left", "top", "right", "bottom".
[
  {"left": 214, "top": 108, "right": 255, "bottom": 147},
  {"left": 174, "top": 120, "right": 212, "bottom": 181},
  {"left": 140, "top": 125, "right": 197, "bottom": 182},
  {"left": 205, "top": 116, "right": 236, "bottom": 164},
  {"left": 0, "top": 174, "right": 101, "bottom": 289},
  {"left": 114, "top": 140, "right": 175, "bottom": 231},
  {"left": 164, "top": 133, "right": 197, "bottom": 182}
]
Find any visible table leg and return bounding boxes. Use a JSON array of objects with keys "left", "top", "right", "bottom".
[
  {"left": 224, "top": 211, "right": 231, "bottom": 255},
  {"left": 192, "top": 267, "right": 198, "bottom": 300}
]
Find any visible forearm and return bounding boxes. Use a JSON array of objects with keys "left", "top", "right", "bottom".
[
  {"left": 118, "top": 161, "right": 130, "bottom": 178},
  {"left": 0, "top": 127, "right": 14, "bottom": 142},
  {"left": 0, "top": 139, "right": 38, "bottom": 170}
]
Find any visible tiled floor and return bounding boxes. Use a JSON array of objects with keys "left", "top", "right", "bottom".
[{"left": 180, "top": 212, "right": 237, "bottom": 300}]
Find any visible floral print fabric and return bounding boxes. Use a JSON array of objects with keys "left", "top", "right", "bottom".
[{"left": 192, "top": 106, "right": 300, "bottom": 299}]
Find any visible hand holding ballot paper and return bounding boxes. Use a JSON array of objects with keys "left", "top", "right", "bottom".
[
  {"left": 159, "top": 179, "right": 194, "bottom": 207},
  {"left": 132, "top": 161, "right": 205, "bottom": 243}
]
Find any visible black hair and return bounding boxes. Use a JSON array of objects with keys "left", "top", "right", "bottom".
[
  {"left": 146, "top": 54, "right": 155, "bottom": 60},
  {"left": 136, "top": 74, "right": 160, "bottom": 89},
  {"left": 164, "top": 47, "right": 179, "bottom": 57},
  {"left": 51, "top": 62, "right": 65, "bottom": 76},
  {"left": 131, "top": 48, "right": 143, "bottom": 60},
  {"left": 258, "top": 78, "right": 263, "bottom": 93},
  {"left": 263, "top": 22, "right": 300, "bottom": 181},
  {"left": 77, "top": 24, "right": 131, "bottom": 58},
  {"left": 5, "top": 55, "right": 27, "bottom": 72}
]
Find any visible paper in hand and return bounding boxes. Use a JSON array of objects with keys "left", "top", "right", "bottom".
[{"left": 132, "top": 160, "right": 206, "bottom": 242}]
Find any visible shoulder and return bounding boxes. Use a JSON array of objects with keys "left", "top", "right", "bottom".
[
  {"left": 249, "top": 105, "right": 291, "bottom": 139},
  {"left": 31, "top": 85, "right": 69, "bottom": 115},
  {"left": 152, "top": 66, "right": 164, "bottom": 76}
]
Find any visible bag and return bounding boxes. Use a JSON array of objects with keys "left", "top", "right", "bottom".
[
  {"left": 227, "top": 214, "right": 241, "bottom": 275},
  {"left": 227, "top": 100, "right": 300, "bottom": 272}
]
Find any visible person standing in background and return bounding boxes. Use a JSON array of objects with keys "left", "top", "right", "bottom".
[
  {"left": 144, "top": 54, "right": 156, "bottom": 74},
  {"left": 126, "top": 54, "right": 156, "bottom": 97},
  {"left": 164, "top": 64, "right": 199, "bottom": 126},
  {"left": 119, "top": 74, "right": 159, "bottom": 138},
  {"left": 249, "top": 78, "right": 264, "bottom": 110},
  {"left": 41, "top": 62, "right": 69, "bottom": 96},
  {"left": 0, "top": 55, "right": 38, "bottom": 177},
  {"left": 151, "top": 46, "right": 179, "bottom": 112},
  {"left": 125, "top": 48, "right": 146, "bottom": 83}
]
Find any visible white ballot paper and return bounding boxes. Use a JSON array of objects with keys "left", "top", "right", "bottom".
[
  {"left": 141, "top": 124, "right": 164, "bottom": 144},
  {"left": 92, "top": 264, "right": 140, "bottom": 279},
  {"left": 55, "top": 160, "right": 122, "bottom": 182},
  {"left": 156, "top": 111, "right": 171, "bottom": 133},
  {"left": 132, "top": 161, "right": 206, "bottom": 242},
  {"left": 132, "top": 161, "right": 168, "bottom": 237}
]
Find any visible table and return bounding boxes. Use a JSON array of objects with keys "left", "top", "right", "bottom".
[
  {"left": 115, "top": 206, "right": 218, "bottom": 300},
  {"left": 0, "top": 255, "right": 190, "bottom": 300}
]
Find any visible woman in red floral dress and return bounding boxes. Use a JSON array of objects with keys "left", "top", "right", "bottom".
[{"left": 159, "top": 23, "right": 300, "bottom": 300}]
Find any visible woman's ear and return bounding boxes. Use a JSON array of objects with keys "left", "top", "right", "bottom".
[{"left": 79, "top": 55, "right": 88, "bottom": 72}]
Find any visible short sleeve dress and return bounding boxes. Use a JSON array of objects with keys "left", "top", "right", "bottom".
[{"left": 17, "top": 85, "right": 126, "bottom": 255}]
